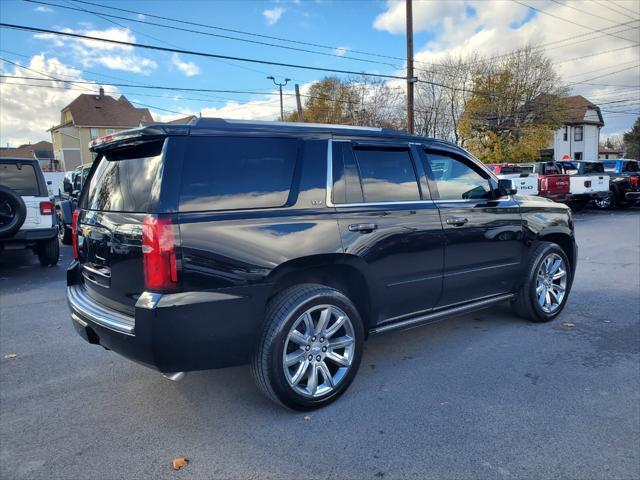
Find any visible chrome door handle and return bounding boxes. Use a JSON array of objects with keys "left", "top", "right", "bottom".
[
  {"left": 446, "top": 217, "right": 468, "bottom": 226},
  {"left": 348, "top": 223, "right": 378, "bottom": 233}
]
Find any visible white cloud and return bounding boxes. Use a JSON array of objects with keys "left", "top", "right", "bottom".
[
  {"left": 374, "top": 0, "right": 640, "bottom": 135},
  {"left": 0, "top": 54, "right": 121, "bottom": 147},
  {"left": 35, "top": 5, "right": 53, "bottom": 12},
  {"left": 333, "top": 46, "right": 349, "bottom": 57},
  {"left": 263, "top": 7, "right": 285, "bottom": 26},
  {"left": 171, "top": 53, "right": 200, "bottom": 77},
  {"left": 34, "top": 26, "right": 158, "bottom": 75},
  {"left": 136, "top": 13, "right": 145, "bottom": 20}
]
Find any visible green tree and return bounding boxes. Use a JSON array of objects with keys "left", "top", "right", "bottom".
[
  {"left": 459, "top": 47, "right": 567, "bottom": 163},
  {"left": 623, "top": 117, "right": 640, "bottom": 159}
]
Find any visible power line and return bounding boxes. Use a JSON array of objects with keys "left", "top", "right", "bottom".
[
  {"left": 513, "top": 0, "right": 639, "bottom": 43},
  {"left": 554, "top": 44, "right": 640, "bottom": 65},
  {"left": 611, "top": 0, "right": 640, "bottom": 16},
  {"left": 591, "top": 0, "right": 639, "bottom": 19},
  {"left": 549, "top": 0, "right": 636, "bottom": 25},
  {"left": 26, "top": 0, "right": 400, "bottom": 69},
  {"left": 0, "top": 22, "right": 410, "bottom": 81}
]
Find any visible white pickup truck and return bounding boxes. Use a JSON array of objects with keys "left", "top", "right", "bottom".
[
  {"left": 487, "top": 163, "right": 539, "bottom": 195},
  {"left": 556, "top": 161, "right": 609, "bottom": 209}
]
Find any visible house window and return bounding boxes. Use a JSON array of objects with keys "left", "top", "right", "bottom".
[
  {"left": 105, "top": 129, "right": 115, "bottom": 135},
  {"left": 574, "top": 152, "right": 582, "bottom": 160},
  {"left": 574, "top": 126, "right": 583, "bottom": 142},
  {"left": 563, "top": 126, "right": 568, "bottom": 141},
  {"left": 90, "top": 128, "right": 99, "bottom": 139}
]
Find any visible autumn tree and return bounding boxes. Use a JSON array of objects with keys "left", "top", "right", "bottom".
[
  {"left": 286, "top": 76, "right": 405, "bottom": 128},
  {"left": 623, "top": 117, "right": 640, "bottom": 159},
  {"left": 459, "top": 47, "right": 567, "bottom": 163}
]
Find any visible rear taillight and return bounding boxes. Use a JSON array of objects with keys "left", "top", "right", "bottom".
[
  {"left": 71, "top": 210, "right": 79, "bottom": 260},
  {"left": 631, "top": 176, "right": 639, "bottom": 189},
  {"left": 39, "top": 201, "right": 53, "bottom": 215},
  {"left": 142, "top": 215, "right": 178, "bottom": 292},
  {"left": 539, "top": 176, "right": 548, "bottom": 192}
]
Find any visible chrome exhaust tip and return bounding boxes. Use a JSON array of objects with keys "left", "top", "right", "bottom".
[{"left": 162, "top": 372, "right": 186, "bottom": 382}]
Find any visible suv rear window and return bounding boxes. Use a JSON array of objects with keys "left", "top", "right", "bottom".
[
  {"left": 81, "top": 140, "right": 165, "bottom": 212},
  {"left": 0, "top": 162, "right": 39, "bottom": 196},
  {"left": 583, "top": 162, "right": 604, "bottom": 174},
  {"left": 180, "top": 137, "right": 298, "bottom": 212}
]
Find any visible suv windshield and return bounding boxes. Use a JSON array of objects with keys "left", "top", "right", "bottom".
[
  {"left": 0, "top": 162, "right": 40, "bottom": 196},
  {"left": 81, "top": 140, "right": 165, "bottom": 212}
]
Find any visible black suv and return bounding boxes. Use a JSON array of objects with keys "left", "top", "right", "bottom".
[{"left": 67, "top": 119, "right": 577, "bottom": 410}]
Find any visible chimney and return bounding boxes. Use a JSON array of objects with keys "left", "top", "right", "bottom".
[{"left": 99, "top": 86, "right": 104, "bottom": 98}]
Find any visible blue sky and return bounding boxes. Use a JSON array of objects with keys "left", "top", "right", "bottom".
[{"left": 0, "top": 0, "right": 638, "bottom": 146}]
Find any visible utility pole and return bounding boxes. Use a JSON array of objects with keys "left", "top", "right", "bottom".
[
  {"left": 267, "top": 76, "right": 290, "bottom": 121},
  {"left": 406, "top": 0, "right": 416, "bottom": 134},
  {"left": 294, "top": 84, "right": 304, "bottom": 122}
]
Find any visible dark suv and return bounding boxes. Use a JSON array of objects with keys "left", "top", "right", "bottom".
[{"left": 67, "top": 119, "right": 577, "bottom": 410}]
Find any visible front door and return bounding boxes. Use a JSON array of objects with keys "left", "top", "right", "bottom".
[
  {"left": 330, "top": 140, "right": 445, "bottom": 324},
  {"left": 419, "top": 148, "right": 525, "bottom": 308}
]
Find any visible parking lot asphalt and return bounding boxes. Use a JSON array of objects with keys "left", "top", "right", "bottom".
[{"left": 1, "top": 209, "right": 639, "bottom": 480}]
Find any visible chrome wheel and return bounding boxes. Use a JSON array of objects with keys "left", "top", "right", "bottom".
[
  {"left": 283, "top": 304, "right": 355, "bottom": 398},
  {"left": 594, "top": 192, "right": 612, "bottom": 209},
  {"left": 535, "top": 253, "right": 567, "bottom": 314}
]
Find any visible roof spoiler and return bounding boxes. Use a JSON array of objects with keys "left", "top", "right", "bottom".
[{"left": 89, "top": 125, "right": 190, "bottom": 152}]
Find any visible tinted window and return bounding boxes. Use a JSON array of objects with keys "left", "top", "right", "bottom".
[
  {"left": 624, "top": 161, "right": 639, "bottom": 172},
  {"left": 0, "top": 163, "right": 39, "bottom": 196},
  {"left": 500, "top": 165, "right": 533, "bottom": 174},
  {"left": 332, "top": 142, "right": 364, "bottom": 204},
  {"left": 425, "top": 152, "right": 491, "bottom": 200},
  {"left": 180, "top": 137, "right": 298, "bottom": 211},
  {"left": 583, "top": 162, "right": 604, "bottom": 174},
  {"left": 82, "top": 140, "right": 164, "bottom": 212},
  {"left": 352, "top": 148, "right": 420, "bottom": 203}
]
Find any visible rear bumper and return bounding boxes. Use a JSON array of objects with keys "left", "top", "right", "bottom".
[
  {"left": 625, "top": 191, "right": 640, "bottom": 202},
  {"left": 67, "top": 261, "right": 269, "bottom": 372},
  {"left": 541, "top": 192, "right": 605, "bottom": 205},
  {"left": 0, "top": 226, "right": 57, "bottom": 244}
]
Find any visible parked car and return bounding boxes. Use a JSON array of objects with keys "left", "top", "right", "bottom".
[
  {"left": 0, "top": 158, "right": 59, "bottom": 266},
  {"left": 67, "top": 119, "right": 577, "bottom": 410},
  {"left": 532, "top": 162, "right": 572, "bottom": 206},
  {"left": 532, "top": 161, "right": 608, "bottom": 211},
  {"left": 487, "top": 163, "right": 538, "bottom": 195},
  {"left": 596, "top": 159, "right": 640, "bottom": 208},
  {"left": 55, "top": 164, "right": 91, "bottom": 244}
]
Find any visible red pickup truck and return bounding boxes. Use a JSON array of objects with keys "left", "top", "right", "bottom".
[{"left": 531, "top": 162, "right": 572, "bottom": 205}]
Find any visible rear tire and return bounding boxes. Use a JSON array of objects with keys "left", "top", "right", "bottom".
[
  {"left": 57, "top": 212, "right": 72, "bottom": 245},
  {"left": 37, "top": 236, "right": 60, "bottom": 266},
  {"left": 251, "top": 284, "right": 364, "bottom": 410},
  {"left": 511, "top": 241, "right": 572, "bottom": 323},
  {"left": 594, "top": 190, "right": 616, "bottom": 210}
]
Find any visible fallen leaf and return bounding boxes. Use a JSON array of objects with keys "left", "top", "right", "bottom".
[
  {"left": 3, "top": 354, "right": 17, "bottom": 360},
  {"left": 172, "top": 457, "right": 189, "bottom": 470},
  {"left": 561, "top": 322, "right": 575, "bottom": 328},
  {"left": 303, "top": 415, "right": 311, "bottom": 421}
]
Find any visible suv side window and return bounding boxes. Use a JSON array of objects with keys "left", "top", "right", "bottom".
[
  {"left": 180, "top": 137, "right": 299, "bottom": 212},
  {"left": 624, "top": 161, "right": 638, "bottom": 173},
  {"left": 423, "top": 151, "right": 492, "bottom": 200},
  {"left": 351, "top": 147, "right": 420, "bottom": 203}
]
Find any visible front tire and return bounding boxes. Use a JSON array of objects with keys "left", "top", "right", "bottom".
[
  {"left": 37, "top": 236, "right": 60, "bottom": 266},
  {"left": 57, "top": 212, "right": 72, "bottom": 245},
  {"left": 252, "top": 284, "right": 364, "bottom": 410},
  {"left": 511, "top": 242, "right": 572, "bottom": 323}
]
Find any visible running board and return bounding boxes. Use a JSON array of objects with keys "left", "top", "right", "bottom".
[{"left": 369, "top": 293, "right": 515, "bottom": 335}]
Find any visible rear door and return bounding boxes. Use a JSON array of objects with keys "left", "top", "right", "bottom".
[
  {"left": 77, "top": 138, "right": 171, "bottom": 312},
  {"left": 331, "top": 140, "right": 444, "bottom": 324},
  {"left": 420, "top": 148, "right": 525, "bottom": 307}
]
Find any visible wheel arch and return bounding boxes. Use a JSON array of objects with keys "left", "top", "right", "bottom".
[
  {"left": 537, "top": 229, "right": 576, "bottom": 273},
  {"left": 265, "top": 254, "right": 377, "bottom": 332}
]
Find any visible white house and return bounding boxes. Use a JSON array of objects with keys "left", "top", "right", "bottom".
[{"left": 549, "top": 95, "right": 603, "bottom": 161}]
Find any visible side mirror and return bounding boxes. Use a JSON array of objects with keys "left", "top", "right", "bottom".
[{"left": 497, "top": 178, "right": 517, "bottom": 197}]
